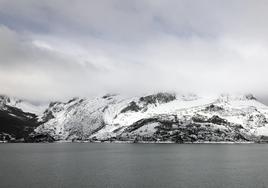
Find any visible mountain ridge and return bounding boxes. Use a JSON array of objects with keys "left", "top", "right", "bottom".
[{"left": 1, "top": 92, "right": 268, "bottom": 143}]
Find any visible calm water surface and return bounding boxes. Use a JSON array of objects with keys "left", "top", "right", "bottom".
[{"left": 0, "top": 143, "right": 268, "bottom": 188}]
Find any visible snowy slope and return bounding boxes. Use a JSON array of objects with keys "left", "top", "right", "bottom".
[{"left": 35, "top": 94, "right": 134, "bottom": 140}]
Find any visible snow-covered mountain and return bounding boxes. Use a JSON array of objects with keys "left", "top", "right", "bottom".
[
  {"left": 32, "top": 92, "right": 268, "bottom": 143},
  {"left": 0, "top": 95, "right": 42, "bottom": 142},
  {"left": 1, "top": 92, "right": 268, "bottom": 143}
]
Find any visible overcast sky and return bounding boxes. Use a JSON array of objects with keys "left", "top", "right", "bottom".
[{"left": 0, "top": 0, "right": 268, "bottom": 103}]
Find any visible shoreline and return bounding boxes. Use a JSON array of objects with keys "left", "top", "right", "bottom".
[{"left": 0, "top": 140, "right": 258, "bottom": 144}]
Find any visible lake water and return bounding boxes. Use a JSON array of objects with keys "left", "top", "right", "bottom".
[{"left": 0, "top": 143, "right": 268, "bottom": 188}]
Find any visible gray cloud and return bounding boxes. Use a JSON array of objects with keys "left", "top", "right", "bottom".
[{"left": 0, "top": 0, "right": 268, "bottom": 103}]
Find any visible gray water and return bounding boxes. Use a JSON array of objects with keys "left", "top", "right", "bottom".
[{"left": 0, "top": 143, "right": 268, "bottom": 188}]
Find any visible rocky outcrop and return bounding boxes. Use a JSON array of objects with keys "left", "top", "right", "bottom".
[
  {"left": 25, "top": 133, "right": 55, "bottom": 143},
  {"left": 120, "top": 101, "right": 141, "bottom": 113},
  {"left": 139, "top": 92, "right": 176, "bottom": 105}
]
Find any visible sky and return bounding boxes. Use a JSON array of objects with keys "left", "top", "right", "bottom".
[{"left": 0, "top": 0, "right": 268, "bottom": 103}]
